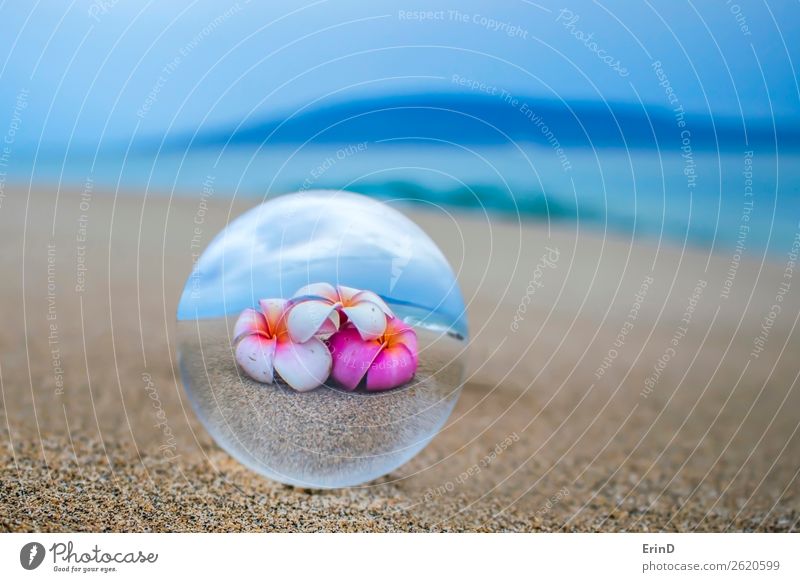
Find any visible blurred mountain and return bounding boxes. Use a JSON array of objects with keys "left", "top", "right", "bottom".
[{"left": 153, "top": 92, "right": 798, "bottom": 151}]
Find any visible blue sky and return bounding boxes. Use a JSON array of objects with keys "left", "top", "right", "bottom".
[{"left": 1, "top": 0, "right": 797, "bottom": 149}]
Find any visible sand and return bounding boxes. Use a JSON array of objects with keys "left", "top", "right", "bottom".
[
  {"left": 1, "top": 186, "right": 798, "bottom": 532},
  {"left": 178, "top": 320, "right": 464, "bottom": 488}
]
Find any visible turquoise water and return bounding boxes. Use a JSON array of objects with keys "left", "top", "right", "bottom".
[{"left": 17, "top": 143, "right": 800, "bottom": 256}]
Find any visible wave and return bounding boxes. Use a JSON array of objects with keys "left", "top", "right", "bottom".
[{"left": 332, "top": 179, "right": 588, "bottom": 222}]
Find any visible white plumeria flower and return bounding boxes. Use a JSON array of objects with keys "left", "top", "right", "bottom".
[
  {"left": 233, "top": 298, "right": 334, "bottom": 392},
  {"left": 288, "top": 282, "right": 394, "bottom": 342}
]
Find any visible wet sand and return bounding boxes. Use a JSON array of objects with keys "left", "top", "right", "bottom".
[{"left": 1, "top": 186, "right": 798, "bottom": 531}]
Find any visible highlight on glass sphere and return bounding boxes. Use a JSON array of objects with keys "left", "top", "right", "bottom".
[{"left": 177, "top": 190, "right": 468, "bottom": 488}]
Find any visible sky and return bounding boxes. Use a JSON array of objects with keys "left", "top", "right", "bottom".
[{"left": 0, "top": 0, "right": 798, "bottom": 150}]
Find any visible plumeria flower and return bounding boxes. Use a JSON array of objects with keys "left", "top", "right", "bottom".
[
  {"left": 328, "top": 317, "right": 418, "bottom": 391},
  {"left": 233, "top": 298, "right": 333, "bottom": 392},
  {"left": 288, "top": 282, "right": 394, "bottom": 342}
]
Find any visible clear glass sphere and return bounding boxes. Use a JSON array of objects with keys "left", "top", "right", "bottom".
[{"left": 177, "top": 190, "right": 468, "bottom": 488}]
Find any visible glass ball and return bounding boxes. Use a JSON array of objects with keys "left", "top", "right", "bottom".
[{"left": 177, "top": 190, "right": 468, "bottom": 488}]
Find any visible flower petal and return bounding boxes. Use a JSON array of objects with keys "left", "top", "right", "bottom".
[
  {"left": 336, "top": 285, "right": 361, "bottom": 304},
  {"left": 316, "top": 313, "right": 340, "bottom": 338},
  {"left": 235, "top": 334, "right": 277, "bottom": 384},
  {"left": 385, "top": 317, "right": 418, "bottom": 353},
  {"left": 351, "top": 290, "right": 394, "bottom": 316},
  {"left": 273, "top": 337, "right": 332, "bottom": 392},
  {"left": 342, "top": 301, "right": 387, "bottom": 340},
  {"left": 293, "top": 282, "right": 338, "bottom": 302},
  {"left": 233, "top": 308, "right": 269, "bottom": 342},
  {"left": 258, "top": 298, "right": 288, "bottom": 335},
  {"left": 366, "top": 344, "right": 417, "bottom": 391},
  {"left": 286, "top": 299, "right": 339, "bottom": 343},
  {"left": 328, "top": 327, "right": 382, "bottom": 390}
]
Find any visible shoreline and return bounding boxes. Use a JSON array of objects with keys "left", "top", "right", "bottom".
[{"left": 9, "top": 141, "right": 800, "bottom": 261}]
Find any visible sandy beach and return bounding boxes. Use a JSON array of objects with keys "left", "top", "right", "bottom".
[{"left": 1, "top": 185, "right": 798, "bottom": 532}]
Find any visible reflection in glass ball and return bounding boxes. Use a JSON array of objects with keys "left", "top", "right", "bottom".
[{"left": 177, "top": 190, "right": 468, "bottom": 488}]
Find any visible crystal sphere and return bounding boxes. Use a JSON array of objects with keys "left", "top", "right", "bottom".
[{"left": 177, "top": 190, "right": 468, "bottom": 488}]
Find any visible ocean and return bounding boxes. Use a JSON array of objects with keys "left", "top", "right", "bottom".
[{"left": 17, "top": 142, "right": 800, "bottom": 260}]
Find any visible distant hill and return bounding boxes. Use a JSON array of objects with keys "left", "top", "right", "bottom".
[{"left": 157, "top": 92, "right": 798, "bottom": 151}]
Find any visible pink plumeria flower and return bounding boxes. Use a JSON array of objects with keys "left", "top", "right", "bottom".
[
  {"left": 328, "top": 317, "right": 418, "bottom": 391},
  {"left": 233, "top": 298, "right": 333, "bottom": 392},
  {"left": 288, "top": 282, "right": 394, "bottom": 342}
]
